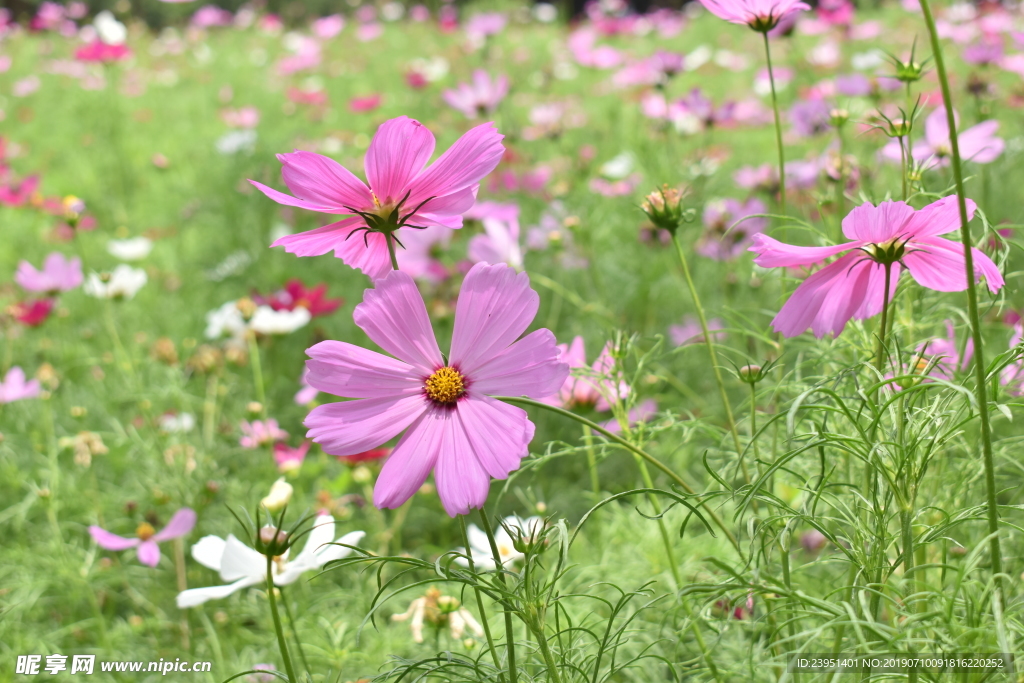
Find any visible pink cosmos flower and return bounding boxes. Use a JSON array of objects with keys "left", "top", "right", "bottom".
[
  {"left": 312, "top": 14, "right": 345, "bottom": 39},
  {"left": 239, "top": 419, "right": 288, "bottom": 449},
  {"left": 697, "top": 198, "right": 767, "bottom": 260},
  {"left": 15, "top": 252, "right": 83, "bottom": 293},
  {"left": 221, "top": 106, "right": 260, "bottom": 129},
  {"left": 699, "top": 0, "right": 810, "bottom": 31},
  {"left": 0, "top": 175, "right": 40, "bottom": 206},
  {"left": 881, "top": 108, "right": 1004, "bottom": 169},
  {"left": 191, "top": 6, "right": 233, "bottom": 28},
  {"left": 349, "top": 94, "right": 382, "bottom": 113},
  {"left": 750, "top": 197, "right": 1004, "bottom": 338},
  {"left": 274, "top": 441, "right": 311, "bottom": 472},
  {"left": 542, "top": 337, "right": 627, "bottom": 410},
  {"left": 250, "top": 116, "right": 505, "bottom": 281},
  {"left": 465, "top": 13, "right": 507, "bottom": 39},
  {"left": 601, "top": 398, "right": 658, "bottom": 434},
  {"left": 0, "top": 366, "right": 41, "bottom": 403},
  {"left": 12, "top": 298, "right": 56, "bottom": 327},
  {"left": 395, "top": 225, "right": 452, "bottom": 281},
  {"left": 89, "top": 508, "right": 196, "bottom": 567},
  {"left": 1000, "top": 324, "right": 1024, "bottom": 396},
  {"left": 443, "top": 71, "right": 509, "bottom": 119},
  {"left": 75, "top": 41, "right": 131, "bottom": 63},
  {"left": 466, "top": 201, "right": 522, "bottom": 269},
  {"left": 892, "top": 320, "right": 973, "bottom": 389},
  {"left": 669, "top": 316, "right": 726, "bottom": 346},
  {"left": 295, "top": 368, "right": 320, "bottom": 405},
  {"left": 302, "top": 263, "right": 568, "bottom": 516}
]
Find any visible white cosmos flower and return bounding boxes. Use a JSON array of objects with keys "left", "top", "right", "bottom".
[
  {"left": 107, "top": 237, "right": 154, "bottom": 261},
  {"left": 176, "top": 515, "right": 364, "bottom": 608},
  {"left": 84, "top": 265, "right": 147, "bottom": 299},
  {"left": 159, "top": 413, "right": 196, "bottom": 433},
  {"left": 248, "top": 306, "right": 310, "bottom": 335},
  {"left": 456, "top": 515, "right": 543, "bottom": 570},
  {"left": 95, "top": 11, "right": 127, "bottom": 45},
  {"left": 204, "top": 301, "right": 247, "bottom": 340}
]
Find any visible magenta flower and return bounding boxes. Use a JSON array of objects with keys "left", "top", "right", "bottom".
[
  {"left": 303, "top": 263, "right": 567, "bottom": 516},
  {"left": 699, "top": 0, "right": 810, "bottom": 31},
  {"left": 274, "top": 441, "right": 311, "bottom": 472},
  {"left": 750, "top": 197, "right": 1004, "bottom": 338},
  {"left": 0, "top": 367, "right": 41, "bottom": 403},
  {"left": 601, "top": 399, "right": 658, "bottom": 434},
  {"left": 240, "top": 419, "right": 288, "bottom": 449},
  {"left": 89, "top": 508, "right": 196, "bottom": 567},
  {"left": 250, "top": 116, "right": 505, "bottom": 281},
  {"left": 442, "top": 71, "right": 509, "bottom": 119},
  {"left": 669, "top": 316, "right": 726, "bottom": 347},
  {"left": 882, "top": 108, "right": 1004, "bottom": 169},
  {"left": 541, "top": 337, "right": 627, "bottom": 410},
  {"left": 15, "top": 252, "right": 83, "bottom": 293}
]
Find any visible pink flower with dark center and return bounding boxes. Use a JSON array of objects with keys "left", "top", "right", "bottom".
[
  {"left": 250, "top": 116, "right": 505, "bottom": 281},
  {"left": 240, "top": 419, "right": 288, "bottom": 449},
  {"left": 303, "top": 263, "right": 567, "bottom": 516},
  {"left": 443, "top": 71, "right": 509, "bottom": 119},
  {"left": 881, "top": 108, "right": 1004, "bottom": 169},
  {"left": 89, "top": 508, "right": 196, "bottom": 567},
  {"left": 699, "top": 0, "right": 810, "bottom": 32},
  {"left": 15, "top": 252, "right": 83, "bottom": 293},
  {"left": 750, "top": 196, "right": 1004, "bottom": 338},
  {"left": 541, "top": 337, "right": 628, "bottom": 410},
  {"left": 0, "top": 366, "right": 41, "bottom": 403}
]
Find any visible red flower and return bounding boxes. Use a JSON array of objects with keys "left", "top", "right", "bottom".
[
  {"left": 337, "top": 448, "right": 390, "bottom": 465},
  {"left": 11, "top": 298, "right": 55, "bottom": 326},
  {"left": 349, "top": 94, "right": 382, "bottom": 113},
  {"left": 254, "top": 279, "right": 342, "bottom": 318}
]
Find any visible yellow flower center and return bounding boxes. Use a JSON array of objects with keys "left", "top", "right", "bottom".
[
  {"left": 425, "top": 366, "right": 466, "bottom": 405},
  {"left": 136, "top": 522, "right": 156, "bottom": 540}
]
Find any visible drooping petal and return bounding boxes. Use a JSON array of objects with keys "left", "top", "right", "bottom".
[
  {"left": 218, "top": 535, "right": 266, "bottom": 582},
  {"left": 332, "top": 229, "right": 394, "bottom": 281},
  {"left": 249, "top": 180, "right": 346, "bottom": 214},
  {"left": 771, "top": 253, "right": 875, "bottom": 338},
  {"left": 469, "top": 329, "right": 569, "bottom": 398},
  {"left": 454, "top": 394, "right": 534, "bottom": 481},
  {"left": 306, "top": 341, "right": 423, "bottom": 399},
  {"left": 904, "top": 236, "right": 1004, "bottom": 293},
  {"left": 365, "top": 117, "right": 436, "bottom": 203},
  {"left": 191, "top": 535, "right": 226, "bottom": 572},
  {"left": 305, "top": 395, "right": 427, "bottom": 456},
  {"left": 277, "top": 150, "right": 374, "bottom": 209},
  {"left": 841, "top": 200, "right": 915, "bottom": 243},
  {"left": 406, "top": 122, "right": 505, "bottom": 206},
  {"left": 176, "top": 576, "right": 264, "bottom": 609},
  {"left": 373, "top": 408, "right": 444, "bottom": 510},
  {"left": 904, "top": 195, "right": 976, "bottom": 239},
  {"left": 271, "top": 217, "right": 364, "bottom": 256},
  {"left": 434, "top": 407, "right": 494, "bottom": 516},
  {"left": 89, "top": 526, "right": 141, "bottom": 551},
  {"left": 152, "top": 508, "right": 197, "bottom": 542},
  {"left": 449, "top": 263, "right": 539, "bottom": 376},
  {"left": 137, "top": 540, "right": 162, "bottom": 567},
  {"left": 353, "top": 270, "right": 444, "bottom": 372},
  {"left": 748, "top": 233, "right": 858, "bottom": 268},
  {"left": 853, "top": 262, "right": 900, "bottom": 320}
]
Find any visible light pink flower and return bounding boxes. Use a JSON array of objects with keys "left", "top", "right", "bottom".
[
  {"left": 312, "top": 14, "right": 344, "bottom": 39},
  {"left": 0, "top": 367, "right": 41, "bottom": 403},
  {"left": 274, "top": 441, "right": 311, "bottom": 472},
  {"left": 443, "top": 71, "right": 509, "bottom": 119},
  {"left": 542, "top": 337, "right": 628, "bottom": 411},
  {"left": 221, "top": 106, "right": 260, "bottom": 129},
  {"left": 881, "top": 108, "right": 1004, "bottom": 169},
  {"left": 303, "top": 263, "right": 568, "bottom": 516},
  {"left": 669, "top": 316, "right": 726, "bottom": 347},
  {"left": 15, "top": 252, "right": 83, "bottom": 293},
  {"left": 750, "top": 197, "right": 1004, "bottom": 338},
  {"left": 240, "top": 419, "right": 288, "bottom": 449},
  {"left": 699, "top": 0, "right": 810, "bottom": 31},
  {"left": 601, "top": 399, "right": 658, "bottom": 434},
  {"left": 466, "top": 201, "right": 522, "bottom": 269},
  {"left": 465, "top": 13, "right": 507, "bottom": 39},
  {"left": 295, "top": 368, "right": 320, "bottom": 405},
  {"left": 395, "top": 225, "right": 452, "bottom": 282},
  {"left": 251, "top": 116, "right": 505, "bottom": 281},
  {"left": 89, "top": 508, "right": 196, "bottom": 567}
]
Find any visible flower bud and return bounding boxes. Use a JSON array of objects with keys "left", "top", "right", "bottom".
[
  {"left": 828, "top": 108, "right": 849, "bottom": 127},
  {"left": 261, "top": 477, "right": 293, "bottom": 511},
  {"left": 437, "top": 595, "right": 461, "bottom": 613},
  {"left": 641, "top": 185, "right": 687, "bottom": 235},
  {"left": 739, "top": 365, "right": 763, "bottom": 384},
  {"left": 893, "top": 59, "right": 925, "bottom": 83},
  {"left": 256, "top": 526, "right": 290, "bottom": 557}
]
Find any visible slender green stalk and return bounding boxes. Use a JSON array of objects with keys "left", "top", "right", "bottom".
[
  {"left": 496, "top": 395, "right": 741, "bottom": 553},
  {"left": 582, "top": 425, "right": 600, "bottom": 495},
  {"left": 899, "top": 135, "right": 908, "bottom": 201},
  {"left": 917, "top": 0, "right": 1003, "bottom": 595},
  {"left": 386, "top": 232, "right": 400, "bottom": 270},
  {"left": 874, "top": 265, "right": 893, "bottom": 374},
  {"left": 279, "top": 587, "right": 311, "bottom": 678},
  {"left": 900, "top": 509, "right": 918, "bottom": 683},
  {"left": 533, "top": 627, "right": 563, "bottom": 683},
  {"left": 459, "top": 516, "right": 508, "bottom": 683},
  {"left": 265, "top": 557, "right": 298, "bottom": 682},
  {"left": 670, "top": 235, "right": 745, "bottom": 476},
  {"left": 478, "top": 508, "right": 519, "bottom": 683},
  {"left": 633, "top": 455, "right": 682, "bottom": 588},
  {"left": 762, "top": 32, "right": 786, "bottom": 218},
  {"left": 247, "top": 334, "right": 267, "bottom": 416},
  {"left": 173, "top": 538, "right": 191, "bottom": 650}
]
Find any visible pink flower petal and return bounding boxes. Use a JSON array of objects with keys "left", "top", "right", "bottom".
[
  {"left": 749, "top": 233, "right": 858, "bottom": 268},
  {"left": 406, "top": 122, "right": 505, "bottom": 207},
  {"left": 449, "top": 263, "right": 539, "bottom": 376},
  {"left": 331, "top": 229, "right": 394, "bottom": 280},
  {"left": 454, "top": 394, "right": 534, "bottom": 481},
  {"left": 771, "top": 253, "right": 873, "bottom": 338},
  {"left": 353, "top": 270, "right": 444, "bottom": 372},
  {"left": 152, "top": 508, "right": 197, "bottom": 542},
  {"left": 469, "top": 329, "right": 569, "bottom": 398},
  {"left": 305, "top": 394, "right": 426, "bottom": 456},
  {"left": 904, "top": 237, "right": 1004, "bottom": 293},
  {"left": 958, "top": 120, "right": 1004, "bottom": 163},
  {"left": 904, "top": 195, "right": 976, "bottom": 238},
  {"left": 841, "top": 200, "right": 915, "bottom": 243},
  {"left": 137, "top": 540, "right": 161, "bottom": 567},
  {"left": 89, "top": 526, "right": 141, "bottom": 551},
  {"left": 373, "top": 408, "right": 443, "bottom": 509},
  {"left": 306, "top": 340, "right": 423, "bottom": 398},
  {"left": 277, "top": 150, "right": 374, "bottom": 210},
  {"left": 434, "top": 408, "right": 494, "bottom": 516},
  {"left": 271, "top": 217, "right": 364, "bottom": 256},
  {"left": 413, "top": 185, "right": 478, "bottom": 223},
  {"left": 365, "top": 116, "right": 436, "bottom": 203},
  {"left": 249, "top": 180, "right": 344, "bottom": 213},
  {"left": 853, "top": 262, "right": 900, "bottom": 320}
]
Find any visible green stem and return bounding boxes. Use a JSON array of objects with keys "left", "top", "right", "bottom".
[
  {"left": 874, "top": 264, "right": 893, "bottom": 374},
  {"left": 478, "top": 508, "right": 518, "bottom": 683},
  {"left": 583, "top": 424, "right": 600, "bottom": 495},
  {"left": 459, "top": 516, "right": 508, "bottom": 683},
  {"left": 899, "top": 135, "right": 908, "bottom": 202},
  {"left": 496, "top": 395, "right": 741, "bottom": 554},
  {"left": 279, "top": 587, "right": 311, "bottom": 678},
  {"left": 265, "top": 556, "right": 298, "bottom": 682},
  {"left": 248, "top": 334, "right": 267, "bottom": 415},
  {"left": 917, "top": 0, "right": 1003, "bottom": 596},
  {"left": 386, "top": 232, "right": 399, "bottom": 271},
  {"left": 670, "top": 234, "right": 745, "bottom": 478},
  {"left": 634, "top": 455, "right": 682, "bottom": 588},
  {"left": 763, "top": 31, "right": 786, "bottom": 218},
  {"left": 900, "top": 509, "right": 918, "bottom": 683},
  {"left": 533, "top": 626, "right": 563, "bottom": 683}
]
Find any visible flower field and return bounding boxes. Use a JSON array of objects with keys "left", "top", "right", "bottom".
[{"left": 2, "top": 0, "right": 1024, "bottom": 680}]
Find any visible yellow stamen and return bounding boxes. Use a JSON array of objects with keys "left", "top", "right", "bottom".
[
  {"left": 425, "top": 366, "right": 465, "bottom": 404},
  {"left": 136, "top": 522, "right": 156, "bottom": 540}
]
